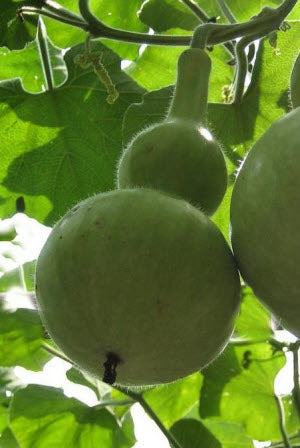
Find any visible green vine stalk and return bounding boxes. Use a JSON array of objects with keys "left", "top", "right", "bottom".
[
  {"left": 19, "top": 0, "right": 298, "bottom": 48},
  {"left": 36, "top": 17, "right": 54, "bottom": 91}
]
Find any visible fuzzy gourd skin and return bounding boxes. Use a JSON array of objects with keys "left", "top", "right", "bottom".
[
  {"left": 117, "top": 49, "right": 227, "bottom": 216},
  {"left": 36, "top": 189, "right": 240, "bottom": 386},
  {"left": 230, "top": 108, "right": 300, "bottom": 337}
]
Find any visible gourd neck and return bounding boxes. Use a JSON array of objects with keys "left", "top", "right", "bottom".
[{"left": 167, "top": 48, "right": 211, "bottom": 126}]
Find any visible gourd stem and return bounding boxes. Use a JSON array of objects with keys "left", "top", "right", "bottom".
[
  {"left": 44, "top": 0, "right": 85, "bottom": 23},
  {"left": 41, "top": 342, "right": 73, "bottom": 363},
  {"left": 36, "top": 17, "right": 54, "bottom": 91},
  {"left": 217, "top": 0, "right": 237, "bottom": 24},
  {"left": 19, "top": 6, "right": 86, "bottom": 28},
  {"left": 180, "top": 0, "right": 208, "bottom": 22},
  {"left": 115, "top": 386, "right": 183, "bottom": 448},
  {"left": 274, "top": 394, "right": 292, "bottom": 448},
  {"left": 167, "top": 49, "right": 211, "bottom": 125},
  {"left": 181, "top": 0, "right": 235, "bottom": 56},
  {"left": 20, "top": 0, "right": 297, "bottom": 48},
  {"left": 233, "top": 36, "right": 253, "bottom": 104}
]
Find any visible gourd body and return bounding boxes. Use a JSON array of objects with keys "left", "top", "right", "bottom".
[
  {"left": 117, "top": 49, "right": 227, "bottom": 216},
  {"left": 291, "top": 52, "right": 300, "bottom": 109},
  {"left": 230, "top": 108, "right": 300, "bottom": 336},
  {"left": 36, "top": 188, "right": 240, "bottom": 386},
  {"left": 118, "top": 120, "right": 226, "bottom": 215}
]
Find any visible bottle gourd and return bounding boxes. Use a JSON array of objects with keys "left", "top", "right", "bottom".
[
  {"left": 230, "top": 57, "right": 300, "bottom": 337},
  {"left": 36, "top": 189, "right": 240, "bottom": 386},
  {"left": 118, "top": 49, "right": 227, "bottom": 216}
]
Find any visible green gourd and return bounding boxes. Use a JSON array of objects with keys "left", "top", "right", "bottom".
[
  {"left": 230, "top": 107, "right": 300, "bottom": 337},
  {"left": 117, "top": 49, "right": 227, "bottom": 216},
  {"left": 36, "top": 188, "right": 240, "bottom": 386},
  {"left": 291, "top": 52, "right": 300, "bottom": 109}
]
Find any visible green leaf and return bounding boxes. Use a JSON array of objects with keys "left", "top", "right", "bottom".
[
  {"left": 0, "top": 0, "right": 40, "bottom": 50},
  {"left": 0, "top": 395, "right": 10, "bottom": 434},
  {"left": 0, "top": 41, "right": 145, "bottom": 225},
  {"left": 0, "top": 367, "right": 23, "bottom": 393},
  {"left": 283, "top": 394, "right": 300, "bottom": 435},
  {"left": 0, "top": 39, "right": 67, "bottom": 93},
  {"left": 0, "top": 308, "right": 51, "bottom": 370},
  {"left": 66, "top": 367, "right": 100, "bottom": 399},
  {"left": 171, "top": 418, "right": 221, "bottom": 448},
  {"left": 171, "top": 418, "right": 254, "bottom": 448},
  {"left": 199, "top": 343, "right": 286, "bottom": 441},
  {"left": 126, "top": 35, "right": 233, "bottom": 101},
  {"left": 143, "top": 372, "right": 203, "bottom": 428},
  {"left": 0, "top": 261, "right": 36, "bottom": 292},
  {"left": 225, "top": 0, "right": 299, "bottom": 22},
  {"left": 9, "top": 385, "right": 136, "bottom": 448},
  {"left": 234, "top": 287, "right": 272, "bottom": 341},
  {"left": 0, "top": 427, "right": 20, "bottom": 448},
  {"left": 0, "top": 221, "right": 16, "bottom": 241},
  {"left": 138, "top": 0, "right": 199, "bottom": 32}
]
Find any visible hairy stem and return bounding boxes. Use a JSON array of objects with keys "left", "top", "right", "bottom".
[
  {"left": 274, "top": 394, "right": 292, "bottom": 448},
  {"left": 36, "top": 17, "right": 54, "bottom": 91},
  {"left": 180, "top": 0, "right": 235, "bottom": 56},
  {"left": 20, "top": 6, "right": 86, "bottom": 28},
  {"left": 42, "top": 341, "right": 73, "bottom": 363},
  {"left": 94, "top": 399, "right": 135, "bottom": 409},
  {"left": 44, "top": 0, "right": 85, "bottom": 23},
  {"left": 233, "top": 36, "right": 253, "bottom": 104},
  {"left": 180, "top": 0, "right": 210, "bottom": 22},
  {"left": 21, "top": 0, "right": 298, "bottom": 48},
  {"left": 217, "top": 0, "right": 237, "bottom": 24},
  {"left": 116, "top": 386, "right": 183, "bottom": 448}
]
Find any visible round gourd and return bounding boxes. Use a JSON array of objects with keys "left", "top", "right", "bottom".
[
  {"left": 117, "top": 49, "right": 227, "bottom": 216},
  {"left": 230, "top": 107, "right": 300, "bottom": 336},
  {"left": 36, "top": 188, "right": 240, "bottom": 386},
  {"left": 291, "top": 52, "right": 300, "bottom": 109}
]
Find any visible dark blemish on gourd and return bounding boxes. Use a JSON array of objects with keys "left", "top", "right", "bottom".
[
  {"left": 16, "top": 196, "right": 25, "bottom": 213},
  {"left": 156, "top": 298, "right": 166, "bottom": 315},
  {"left": 145, "top": 145, "right": 154, "bottom": 154},
  {"left": 95, "top": 220, "right": 103, "bottom": 228},
  {"left": 59, "top": 235, "right": 62, "bottom": 239},
  {"left": 103, "top": 352, "right": 121, "bottom": 385}
]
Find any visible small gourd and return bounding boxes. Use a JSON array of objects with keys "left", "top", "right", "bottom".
[
  {"left": 230, "top": 103, "right": 300, "bottom": 337},
  {"left": 36, "top": 188, "right": 240, "bottom": 386},
  {"left": 117, "top": 49, "right": 227, "bottom": 216}
]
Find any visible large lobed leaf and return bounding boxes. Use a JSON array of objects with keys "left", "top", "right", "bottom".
[
  {"left": 9, "top": 384, "right": 136, "bottom": 448},
  {"left": 0, "top": 39, "right": 66, "bottom": 94},
  {"left": 0, "top": 41, "right": 145, "bottom": 225}
]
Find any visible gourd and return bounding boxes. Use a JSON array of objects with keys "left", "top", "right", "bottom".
[
  {"left": 117, "top": 49, "right": 227, "bottom": 216},
  {"left": 230, "top": 105, "right": 300, "bottom": 337},
  {"left": 291, "top": 52, "right": 300, "bottom": 109},
  {"left": 35, "top": 188, "right": 240, "bottom": 386}
]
